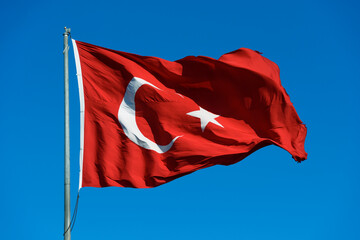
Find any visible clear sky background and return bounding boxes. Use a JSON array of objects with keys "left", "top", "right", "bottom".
[{"left": 1, "top": 0, "right": 359, "bottom": 239}]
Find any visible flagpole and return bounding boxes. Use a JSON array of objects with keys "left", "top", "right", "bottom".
[{"left": 63, "top": 27, "right": 71, "bottom": 240}]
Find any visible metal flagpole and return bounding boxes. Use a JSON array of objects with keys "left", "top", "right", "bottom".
[{"left": 63, "top": 27, "right": 71, "bottom": 240}]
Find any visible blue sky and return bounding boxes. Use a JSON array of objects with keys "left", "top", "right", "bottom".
[{"left": 1, "top": 0, "right": 359, "bottom": 239}]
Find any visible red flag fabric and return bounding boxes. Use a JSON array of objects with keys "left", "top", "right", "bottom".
[{"left": 73, "top": 40, "right": 307, "bottom": 188}]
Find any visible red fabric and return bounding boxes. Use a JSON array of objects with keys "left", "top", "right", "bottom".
[{"left": 74, "top": 40, "right": 307, "bottom": 188}]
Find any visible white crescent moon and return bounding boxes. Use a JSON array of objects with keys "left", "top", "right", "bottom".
[{"left": 118, "top": 77, "right": 181, "bottom": 153}]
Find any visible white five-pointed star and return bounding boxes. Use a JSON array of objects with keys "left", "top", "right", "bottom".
[{"left": 187, "top": 107, "right": 224, "bottom": 132}]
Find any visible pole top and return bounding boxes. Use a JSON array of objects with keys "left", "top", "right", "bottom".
[{"left": 64, "top": 27, "right": 71, "bottom": 35}]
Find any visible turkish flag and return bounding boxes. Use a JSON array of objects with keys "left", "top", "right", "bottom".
[{"left": 73, "top": 40, "right": 307, "bottom": 188}]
